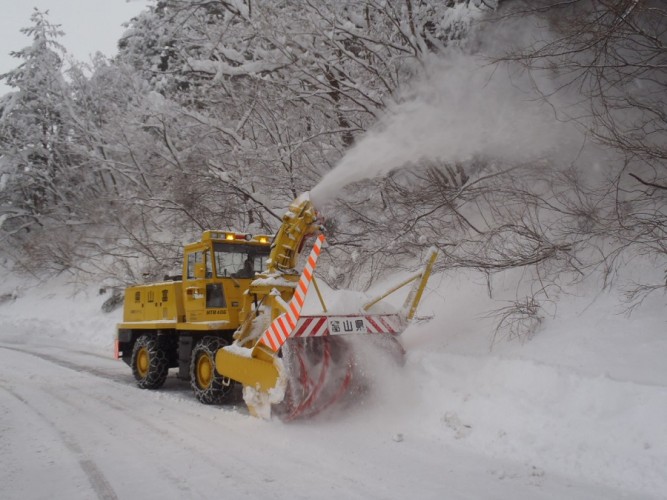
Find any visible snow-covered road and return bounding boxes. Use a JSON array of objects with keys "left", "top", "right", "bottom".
[{"left": 0, "top": 337, "right": 653, "bottom": 500}]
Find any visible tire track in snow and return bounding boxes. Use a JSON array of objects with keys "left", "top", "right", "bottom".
[
  {"left": 0, "top": 345, "right": 210, "bottom": 498},
  {"left": 0, "top": 343, "right": 131, "bottom": 383},
  {"left": 0, "top": 343, "right": 283, "bottom": 496},
  {"left": 2, "top": 386, "right": 118, "bottom": 500},
  {"left": 46, "top": 382, "right": 195, "bottom": 497}
]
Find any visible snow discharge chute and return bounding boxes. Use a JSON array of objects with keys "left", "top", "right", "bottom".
[{"left": 257, "top": 234, "right": 325, "bottom": 352}]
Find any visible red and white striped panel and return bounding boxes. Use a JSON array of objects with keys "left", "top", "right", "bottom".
[
  {"left": 292, "top": 316, "right": 329, "bottom": 337},
  {"left": 363, "top": 314, "right": 404, "bottom": 335},
  {"left": 292, "top": 314, "right": 405, "bottom": 338},
  {"left": 258, "top": 234, "right": 325, "bottom": 352}
]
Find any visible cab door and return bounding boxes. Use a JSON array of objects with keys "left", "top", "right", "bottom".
[{"left": 183, "top": 246, "right": 211, "bottom": 322}]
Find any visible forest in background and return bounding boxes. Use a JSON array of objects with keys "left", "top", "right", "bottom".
[{"left": 0, "top": 0, "right": 665, "bottom": 339}]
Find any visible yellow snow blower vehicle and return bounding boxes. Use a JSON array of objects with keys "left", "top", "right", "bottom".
[{"left": 116, "top": 193, "right": 437, "bottom": 419}]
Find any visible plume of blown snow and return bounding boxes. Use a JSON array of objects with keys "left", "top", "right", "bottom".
[{"left": 311, "top": 44, "right": 584, "bottom": 207}]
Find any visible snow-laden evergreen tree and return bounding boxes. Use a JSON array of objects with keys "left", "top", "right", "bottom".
[{"left": 0, "top": 10, "right": 73, "bottom": 236}]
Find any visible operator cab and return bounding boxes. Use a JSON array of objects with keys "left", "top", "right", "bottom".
[{"left": 182, "top": 231, "right": 272, "bottom": 323}]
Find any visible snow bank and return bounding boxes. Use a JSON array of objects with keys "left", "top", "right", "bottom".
[
  {"left": 395, "top": 271, "right": 667, "bottom": 498},
  {"left": 0, "top": 274, "right": 121, "bottom": 355}
]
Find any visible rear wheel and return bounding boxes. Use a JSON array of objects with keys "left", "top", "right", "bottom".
[
  {"left": 131, "top": 334, "right": 169, "bottom": 389},
  {"left": 190, "top": 336, "right": 233, "bottom": 404}
]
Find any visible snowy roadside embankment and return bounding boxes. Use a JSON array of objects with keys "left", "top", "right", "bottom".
[
  {"left": 402, "top": 350, "right": 667, "bottom": 495},
  {"left": 397, "top": 271, "right": 667, "bottom": 498},
  {"left": 0, "top": 275, "right": 121, "bottom": 355},
  {"left": 1, "top": 270, "right": 666, "bottom": 498}
]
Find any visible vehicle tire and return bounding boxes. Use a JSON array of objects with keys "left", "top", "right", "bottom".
[
  {"left": 190, "top": 336, "right": 233, "bottom": 404},
  {"left": 131, "top": 334, "right": 169, "bottom": 389}
]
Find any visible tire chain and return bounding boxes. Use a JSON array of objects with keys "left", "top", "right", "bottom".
[
  {"left": 190, "top": 336, "right": 233, "bottom": 405},
  {"left": 131, "top": 335, "right": 170, "bottom": 389}
]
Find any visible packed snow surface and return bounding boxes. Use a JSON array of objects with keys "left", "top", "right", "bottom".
[{"left": 1, "top": 269, "right": 665, "bottom": 500}]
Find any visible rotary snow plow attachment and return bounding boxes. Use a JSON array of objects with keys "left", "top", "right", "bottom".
[
  {"left": 213, "top": 197, "right": 438, "bottom": 419},
  {"left": 274, "top": 316, "right": 408, "bottom": 421}
]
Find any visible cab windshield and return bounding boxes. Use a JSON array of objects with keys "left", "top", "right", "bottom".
[{"left": 213, "top": 242, "right": 270, "bottom": 278}]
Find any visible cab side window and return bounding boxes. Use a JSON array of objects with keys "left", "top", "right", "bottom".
[
  {"left": 186, "top": 252, "right": 197, "bottom": 280},
  {"left": 186, "top": 250, "right": 213, "bottom": 280},
  {"left": 206, "top": 251, "right": 213, "bottom": 278}
]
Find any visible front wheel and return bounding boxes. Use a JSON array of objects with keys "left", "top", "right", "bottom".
[
  {"left": 131, "top": 334, "right": 169, "bottom": 389},
  {"left": 190, "top": 336, "right": 233, "bottom": 404}
]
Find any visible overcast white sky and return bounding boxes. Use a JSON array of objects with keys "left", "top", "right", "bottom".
[{"left": 0, "top": 0, "right": 150, "bottom": 95}]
